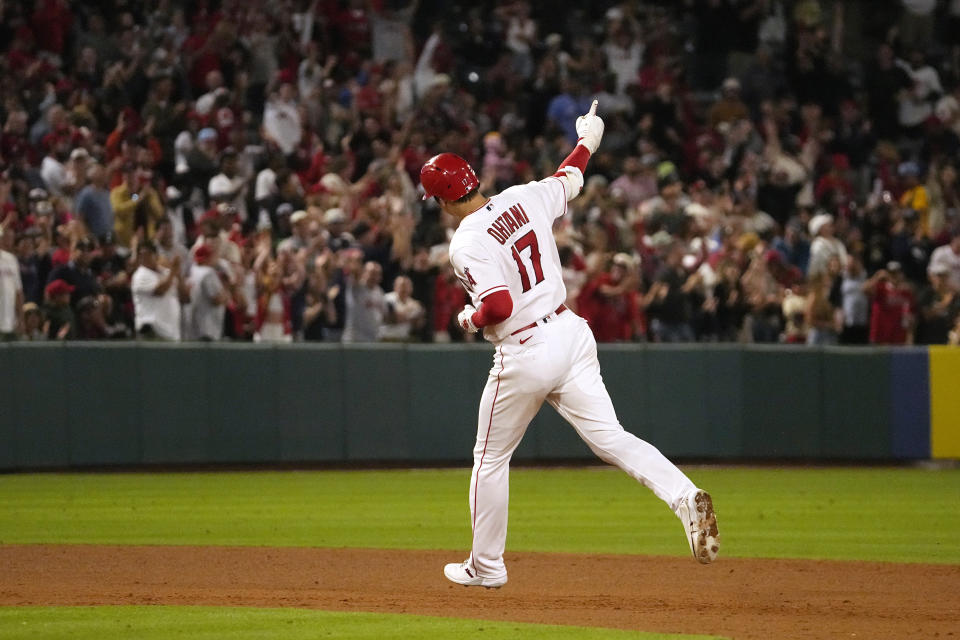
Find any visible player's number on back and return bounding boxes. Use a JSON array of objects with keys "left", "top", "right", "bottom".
[{"left": 511, "top": 230, "right": 544, "bottom": 293}]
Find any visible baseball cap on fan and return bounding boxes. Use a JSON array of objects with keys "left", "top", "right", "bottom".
[
  {"left": 929, "top": 262, "right": 950, "bottom": 276},
  {"left": 324, "top": 208, "right": 347, "bottom": 224},
  {"left": 45, "top": 279, "right": 75, "bottom": 298}
]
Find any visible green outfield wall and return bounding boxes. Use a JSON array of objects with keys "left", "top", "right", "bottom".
[{"left": 0, "top": 342, "right": 956, "bottom": 469}]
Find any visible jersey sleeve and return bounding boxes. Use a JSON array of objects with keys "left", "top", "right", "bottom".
[
  {"left": 450, "top": 236, "right": 509, "bottom": 301},
  {"left": 553, "top": 166, "right": 584, "bottom": 203},
  {"left": 531, "top": 174, "right": 575, "bottom": 221}
]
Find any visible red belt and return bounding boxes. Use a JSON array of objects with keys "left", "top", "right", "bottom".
[{"left": 510, "top": 304, "right": 567, "bottom": 335}]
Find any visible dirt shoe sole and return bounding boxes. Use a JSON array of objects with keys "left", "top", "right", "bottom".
[{"left": 680, "top": 490, "right": 720, "bottom": 564}]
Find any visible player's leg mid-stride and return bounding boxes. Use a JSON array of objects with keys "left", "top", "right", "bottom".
[{"left": 441, "top": 487, "right": 720, "bottom": 588}]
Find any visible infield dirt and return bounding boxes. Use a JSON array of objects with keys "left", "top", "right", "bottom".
[{"left": 1, "top": 545, "right": 958, "bottom": 639}]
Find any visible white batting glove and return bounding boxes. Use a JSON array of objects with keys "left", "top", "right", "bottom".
[
  {"left": 575, "top": 99, "right": 604, "bottom": 154},
  {"left": 457, "top": 305, "right": 479, "bottom": 333}
]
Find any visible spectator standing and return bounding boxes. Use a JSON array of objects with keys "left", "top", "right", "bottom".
[
  {"left": 741, "top": 247, "right": 784, "bottom": 343},
  {"left": 0, "top": 228, "right": 23, "bottom": 340},
  {"left": 547, "top": 78, "right": 592, "bottom": 145},
  {"left": 14, "top": 232, "right": 46, "bottom": 306},
  {"left": 840, "top": 255, "right": 871, "bottom": 344},
  {"left": 74, "top": 164, "right": 114, "bottom": 241},
  {"left": 20, "top": 302, "right": 45, "bottom": 341},
  {"left": 815, "top": 154, "right": 855, "bottom": 211},
  {"left": 380, "top": 275, "right": 424, "bottom": 341},
  {"left": 302, "top": 265, "right": 337, "bottom": 342},
  {"left": 186, "top": 128, "right": 221, "bottom": 200},
  {"left": 807, "top": 213, "right": 848, "bottom": 278},
  {"left": 865, "top": 43, "right": 909, "bottom": 140},
  {"left": 805, "top": 274, "right": 840, "bottom": 345},
  {"left": 46, "top": 236, "right": 101, "bottom": 307},
  {"left": 501, "top": 1, "right": 537, "bottom": 79},
  {"left": 321, "top": 250, "right": 350, "bottom": 343},
  {"left": 898, "top": 162, "right": 930, "bottom": 235},
  {"left": 162, "top": 187, "right": 193, "bottom": 249},
  {"left": 609, "top": 156, "right": 658, "bottom": 211},
  {"left": 254, "top": 262, "right": 294, "bottom": 343},
  {"left": 370, "top": 1, "right": 417, "bottom": 64},
  {"left": 712, "top": 260, "right": 748, "bottom": 341},
  {"left": 781, "top": 284, "right": 808, "bottom": 344},
  {"left": 43, "top": 279, "right": 74, "bottom": 340},
  {"left": 577, "top": 253, "right": 642, "bottom": 342},
  {"left": 91, "top": 232, "right": 132, "bottom": 328},
  {"left": 708, "top": 78, "right": 749, "bottom": 128},
  {"left": 864, "top": 262, "right": 916, "bottom": 345},
  {"left": 772, "top": 220, "right": 811, "bottom": 274},
  {"left": 405, "top": 245, "right": 439, "bottom": 342},
  {"left": 602, "top": 18, "right": 644, "bottom": 94},
  {"left": 155, "top": 217, "right": 190, "bottom": 275},
  {"left": 262, "top": 82, "right": 302, "bottom": 157},
  {"left": 915, "top": 262, "right": 960, "bottom": 344},
  {"left": 926, "top": 162, "right": 959, "bottom": 240},
  {"left": 343, "top": 257, "right": 387, "bottom": 343},
  {"left": 194, "top": 71, "right": 227, "bottom": 118},
  {"left": 186, "top": 244, "right": 228, "bottom": 341},
  {"left": 208, "top": 149, "right": 248, "bottom": 223},
  {"left": 131, "top": 242, "right": 183, "bottom": 341},
  {"left": 254, "top": 154, "right": 285, "bottom": 221},
  {"left": 896, "top": 50, "right": 943, "bottom": 139},
  {"left": 324, "top": 208, "right": 355, "bottom": 252},
  {"left": 64, "top": 148, "right": 91, "bottom": 197},
  {"left": 110, "top": 164, "right": 164, "bottom": 247},
  {"left": 645, "top": 244, "right": 694, "bottom": 342},
  {"left": 39, "top": 137, "right": 70, "bottom": 198},
  {"left": 277, "top": 210, "right": 310, "bottom": 253},
  {"left": 927, "top": 231, "right": 960, "bottom": 293}
]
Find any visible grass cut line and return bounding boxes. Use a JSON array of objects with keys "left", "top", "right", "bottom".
[
  {"left": 0, "top": 467, "right": 958, "bottom": 563},
  {"left": 0, "top": 606, "right": 727, "bottom": 640}
]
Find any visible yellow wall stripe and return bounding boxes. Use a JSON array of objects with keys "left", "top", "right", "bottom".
[{"left": 929, "top": 346, "right": 960, "bottom": 459}]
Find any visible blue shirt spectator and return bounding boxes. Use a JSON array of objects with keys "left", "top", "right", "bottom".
[
  {"left": 547, "top": 85, "right": 592, "bottom": 145},
  {"left": 772, "top": 223, "right": 811, "bottom": 275},
  {"left": 74, "top": 165, "right": 113, "bottom": 241}
]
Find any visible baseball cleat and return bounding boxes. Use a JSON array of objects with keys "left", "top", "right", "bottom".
[
  {"left": 676, "top": 489, "right": 720, "bottom": 564},
  {"left": 443, "top": 561, "right": 507, "bottom": 588}
]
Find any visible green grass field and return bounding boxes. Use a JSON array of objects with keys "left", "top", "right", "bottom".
[
  {"left": 0, "top": 606, "right": 721, "bottom": 640},
  {"left": 1, "top": 467, "right": 958, "bottom": 562},
  {"left": 1, "top": 466, "right": 958, "bottom": 639}
]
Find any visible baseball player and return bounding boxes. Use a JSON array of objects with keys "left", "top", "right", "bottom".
[{"left": 420, "top": 100, "right": 719, "bottom": 588}]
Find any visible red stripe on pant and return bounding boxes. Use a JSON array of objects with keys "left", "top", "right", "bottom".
[{"left": 471, "top": 345, "right": 504, "bottom": 573}]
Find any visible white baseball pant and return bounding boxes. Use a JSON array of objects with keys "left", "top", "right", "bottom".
[{"left": 467, "top": 310, "right": 697, "bottom": 580}]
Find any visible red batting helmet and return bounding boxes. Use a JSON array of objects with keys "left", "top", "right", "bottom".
[{"left": 420, "top": 153, "right": 479, "bottom": 201}]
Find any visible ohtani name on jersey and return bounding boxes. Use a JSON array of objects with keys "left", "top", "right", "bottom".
[{"left": 486, "top": 203, "right": 530, "bottom": 245}]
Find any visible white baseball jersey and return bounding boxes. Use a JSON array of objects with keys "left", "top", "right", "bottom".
[{"left": 448, "top": 175, "right": 571, "bottom": 342}]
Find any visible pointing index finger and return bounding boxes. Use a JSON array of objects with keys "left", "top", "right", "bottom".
[{"left": 588, "top": 100, "right": 598, "bottom": 117}]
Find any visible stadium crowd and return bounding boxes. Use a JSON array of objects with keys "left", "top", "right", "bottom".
[{"left": 1, "top": 0, "right": 960, "bottom": 345}]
